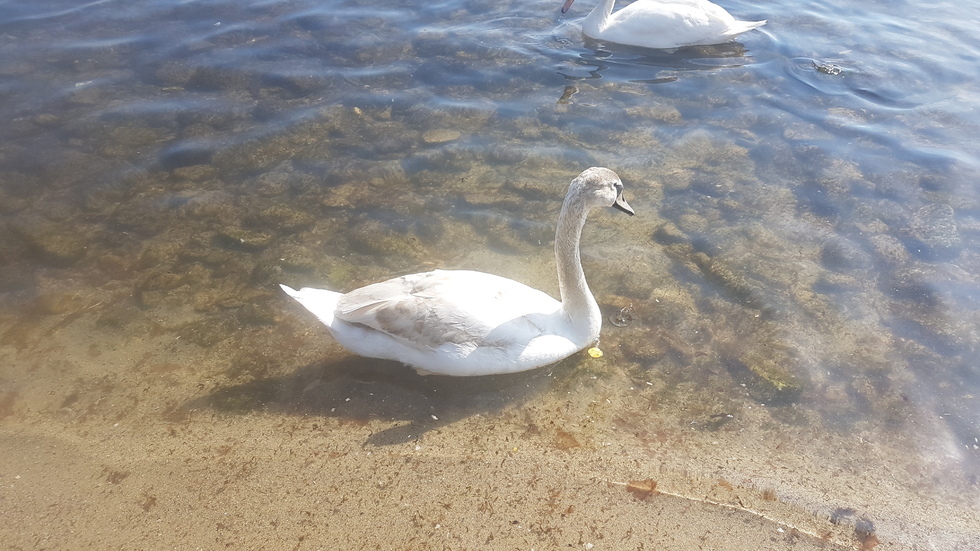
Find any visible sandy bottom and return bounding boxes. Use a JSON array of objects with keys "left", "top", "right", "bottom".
[
  {"left": 2, "top": 428, "right": 843, "bottom": 551},
  {"left": 2, "top": 307, "right": 976, "bottom": 551}
]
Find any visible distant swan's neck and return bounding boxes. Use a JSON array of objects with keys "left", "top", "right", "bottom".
[
  {"left": 584, "top": 0, "right": 617, "bottom": 35},
  {"left": 555, "top": 194, "right": 601, "bottom": 344}
]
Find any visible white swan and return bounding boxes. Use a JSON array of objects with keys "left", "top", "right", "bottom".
[
  {"left": 561, "top": 0, "right": 766, "bottom": 49},
  {"left": 280, "top": 167, "right": 634, "bottom": 377}
]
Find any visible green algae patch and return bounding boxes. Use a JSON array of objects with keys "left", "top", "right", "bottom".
[{"left": 729, "top": 349, "right": 806, "bottom": 405}]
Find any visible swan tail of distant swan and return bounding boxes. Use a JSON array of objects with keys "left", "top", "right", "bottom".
[{"left": 280, "top": 284, "right": 342, "bottom": 327}]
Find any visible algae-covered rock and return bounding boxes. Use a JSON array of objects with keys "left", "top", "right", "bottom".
[
  {"left": 236, "top": 300, "right": 279, "bottom": 326},
  {"left": 886, "top": 267, "right": 940, "bottom": 307},
  {"left": 34, "top": 279, "right": 87, "bottom": 315},
  {"left": 178, "top": 317, "right": 235, "bottom": 347},
  {"left": 171, "top": 164, "right": 219, "bottom": 183},
  {"left": 33, "top": 113, "right": 61, "bottom": 128},
  {"left": 327, "top": 262, "right": 358, "bottom": 289},
  {"left": 502, "top": 177, "right": 560, "bottom": 201},
  {"left": 177, "top": 234, "right": 239, "bottom": 267},
  {"left": 151, "top": 60, "right": 195, "bottom": 87},
  {"left": 134, "top": 263, "right": 211, "bottom": 307},
  {"left": 101, "top": 125, "right": 166, "bottom": 158},
  {"left": 249, "top": 261, "right": 286, "bottom": 286},
  {"left": 422, "top": 129, "right": 461, "bottom": 144},
  {"left": 652, "top": 221, "right": 691, "bottom": 246},
  {"left": 96, "top": 302, "right": 144, "bottom": 330},
  {"left": 137, "top": 268, "right": 189, "bottom": 292},
  {"left": 247, "top": 170, "right": 290, "bottom": 197},
  {"left": 625, "top": 104, "right": 682, "bottom": 123},
  {"left": 0, "top": 263, "right": 34, "bottom": 293},
  {"left": 137, "top": 240, "right": 185, "bottom": 269},
  {"left": 907, "top": 203, "right": 960, "bottom": 259},
  {"left": 867, "top": 234, "right": 910, "bottom": 266},
  {"left": 694, "top": 253, "right": 760, "bottom": 306},
  {"left": 813, "top": 272, "right": 863, "bottom": 293},
  {"left": 0, "top": 190, "right": 31, "bottom": 214},
  {"left": 259, "top": 73, "right": 329, "bottom": 99},
  {"left": 8, "top": 216, "right": 88, "bottom": 267},
  {"left": 620, "top": 336, "right": 667, "bottom": 365},
  {"left": 110, "top": 196, "right": 174, "bottom": 236},
  {"left": 246, "top": 204, "right": 315, "bottom": 232},
  {"left": 159, "top": 142, "right": 214, "bottom": 170},
  {"left": 886, "top": 267, "right": 970, "bottom": 355},
  {"left": 242, "top": 165, "right": 319, "bottom": 197},
  {"left": 215, "top": 226, "right": 275, "bottom": 251},
  {"left": 731, "top": 349, "right": 805, "bottom": 405},
  {"left": 320, "top": 182, "right": 364, "bottom": 208},
  {"left": 269, "top": 244, "right": 323, "bottom": 274},
  {"left": 180, "top": 190, "right": 240, "bottom": 227},
  {"left": 820, "top": 237, "right": 871, "bottom": 272},
  {"left": 187, "top": 65, "right": 253, "bottom": 93},
  {"left": 346, "top": 217, "right": 427, "bottom": 261}
]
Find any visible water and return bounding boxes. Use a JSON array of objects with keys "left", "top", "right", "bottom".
[{"left": 1, "top": 0, "right": 978, "bottom": 548}]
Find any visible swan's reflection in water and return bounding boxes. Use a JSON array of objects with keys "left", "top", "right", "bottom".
[{"left": 559, "top": 40, "right": 755, "bottom": 83}]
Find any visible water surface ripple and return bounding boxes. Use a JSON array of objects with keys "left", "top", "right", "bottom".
[{"left": 1, "top": 0, "right": 978, "bottom": 549}]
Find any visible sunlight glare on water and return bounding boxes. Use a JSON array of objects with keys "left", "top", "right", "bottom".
[{"left": 0, "top": 0, "right": 978, "bottom": 548}]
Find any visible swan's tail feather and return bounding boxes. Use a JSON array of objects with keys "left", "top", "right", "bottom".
[
  {"left": 729, "top": 19, "right": 766, "bottom": 37},
  {"left": 279, "top": 284, "right": 342, "bottom": 327}
]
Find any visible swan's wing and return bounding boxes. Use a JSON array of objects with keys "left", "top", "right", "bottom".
[
  {"left": 610, "top": 3, "right": 721, "bottom": 33},
  {"left": 335, "top": 270, "right": 561, "bottom": 350}
]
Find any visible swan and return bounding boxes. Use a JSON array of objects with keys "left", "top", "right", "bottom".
[
  {"left": 280, "top": 167, "right": 634, "bottom": 377},
  {"left": 560, "top": 0, "right": 766, "bottom": 49}
]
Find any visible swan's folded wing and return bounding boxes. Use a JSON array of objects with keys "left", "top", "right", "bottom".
[{"left": 334, "top": 270, "right": 560, "bottom": 350}]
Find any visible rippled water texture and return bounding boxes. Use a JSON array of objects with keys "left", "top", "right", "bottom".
[{"left": 1, "top": 0, "right": 979, "bottom": 548}]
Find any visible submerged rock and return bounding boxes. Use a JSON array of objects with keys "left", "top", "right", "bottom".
[
  {"left": 246, "top": 204, "right": 315, "bottom": 232},
  {"left": 8, "top": 216, "right": 88, "bottom": 267},
  {"left": 0, "top": 263, "right": 34, "bottom": 293},
  {"left": 34, "top": 277, "right": 88, "bottom": 315},
  {"left": 730, "top": 349, "right": 806, "bottom": 405},
  {"left": 421, "top": 129, "right": 461, "bottom": 144},
  {"left": 867, "top": 234, "right": 911, "bottom": 266},
  {"left": 215, "top": 227, "right": 275, "bottom": 251},
  {"left": 820, "top": 237, "right": 871, "bottom": 271},
  {"left": 178, "top": 317, "right": 236, "bottom": 347},
  {"left": 906, "top": 203, "right": 960, "bottom": 259},
  {"left": 110, "top": 196, "right": 174, "bottom": 236},
  {"left": 346, "top": 217, "right": 427, "bottom": 262}
]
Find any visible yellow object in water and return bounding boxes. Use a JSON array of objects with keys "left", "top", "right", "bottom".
[{"left": 588, "top": 347, "right": 603, "bottom": 358}]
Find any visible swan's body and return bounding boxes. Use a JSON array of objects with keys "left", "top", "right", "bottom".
[
  {"left": 561, "top": 0, "right": 766, "bottom": 49},
  {"left": 281, "top": 167, "right": 634, "bottom": 377}
]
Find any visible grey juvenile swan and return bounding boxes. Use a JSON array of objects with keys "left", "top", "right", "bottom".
[{"left": 281, "top": 167, "right": 634, "bottom": 376}]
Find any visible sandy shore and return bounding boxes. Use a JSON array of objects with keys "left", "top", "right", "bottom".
[{"left": 2, "top": 311, "right": 976, "bottom": 550}]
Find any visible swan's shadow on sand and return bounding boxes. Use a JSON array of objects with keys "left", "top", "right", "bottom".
[{"left": 184, "top": 357, "right": 575, "bottom": 446}]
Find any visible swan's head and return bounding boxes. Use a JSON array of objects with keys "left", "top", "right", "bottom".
[{"left": 568, "top": 167, "right": 635, "bottom": 216}]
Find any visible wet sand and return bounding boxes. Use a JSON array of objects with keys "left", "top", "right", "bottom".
[{"left": 2, "top": 308, "right": 975, "bottom": 550}]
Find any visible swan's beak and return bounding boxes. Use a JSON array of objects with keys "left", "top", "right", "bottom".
[
  {"left": 613, "top": 193, "right": 634, "bottom": 216},
  {"left": 561, "top": 0, "right": 575, "bottom": 14}
]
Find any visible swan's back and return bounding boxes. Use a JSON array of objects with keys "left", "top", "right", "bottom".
[
  {"left": 335, "top": 270, "right": 564, "bottom": 350},
  {"left": 576, "top": 0, "right": 765, "bottom": 49},
  {"left": 282, "top": 271, "right": 583, "bottom": 376}
]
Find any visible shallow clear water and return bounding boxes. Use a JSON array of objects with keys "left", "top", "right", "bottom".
[{"left": 1, "top": 0, "right": 979, "bottom": 548}]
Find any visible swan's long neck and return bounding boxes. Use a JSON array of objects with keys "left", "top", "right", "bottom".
[
  {"left": 584, "top": 0, "right": 617, "bottom": 36},
  {"left": 555, "top": 194, "right": 602, "bottom": 344}
]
